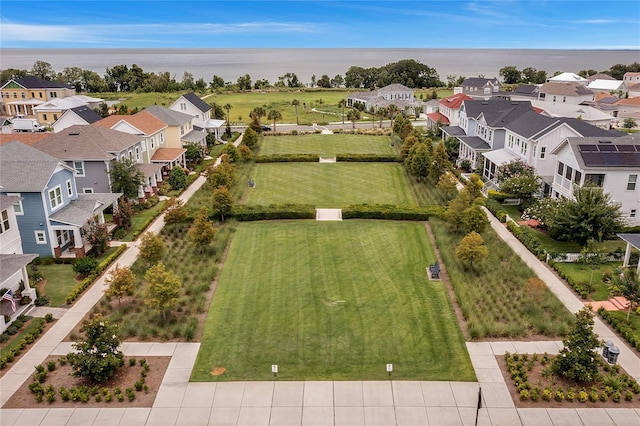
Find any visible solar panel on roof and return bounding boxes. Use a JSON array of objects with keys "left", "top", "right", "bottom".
[
  {"left": 579, "top": 144, "right": 598, "bottom": 151},
  {"left": 581, "top": 152, "right": 603, "bottom": 166},
  {"left": 635, "top": 145, "right": 640, "bottom": 152},
  {"left": 617, "top": 145, "right": 635, "bottom": 152},
  {"left": 582, "top": 151, "right": 640, "bottom": 167},
  {"left": 598, "top": 145, "right": 617, "bottom": 152}
]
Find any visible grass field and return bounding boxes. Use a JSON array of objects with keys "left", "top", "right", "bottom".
[
  {"left": 552, "top": 261, "right": 622, "bottom": 301},
  {"left": 242, "top": 163, "right": 416, "bottom": 207},
  {"left": 257, "top": 134, "right": 394, "bottom": 156},
  {"left": 37, "top": 264, "right": 78, "bottom": 307},
  {"left": 192, "top": 220, "right": 475, "bottom": 381}
]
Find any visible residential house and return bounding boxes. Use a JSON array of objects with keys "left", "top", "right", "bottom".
[
  {"left": 623, "top": 72, "right": 640, "bottom": 85},
  {"left": 32, "top": 125, "right": 159, "bottom": 198},
  {"left": 550, "top": 134, "right": 640, "bottom": 226},
  {"left": 458, "top": 78, "right": 501, "bottom": 100},
  {"left": 531, "top": 100, "right": 614, "bottom": 129},
  {"left": 587, "top": 79, "right": 627, "bottom": 97},
  {"left": 587, "top": 73, "right": 616, "bottom": 83},
  {"left": 145, "top": 105, "right": 207, "bottom": 152},
  {"left": 0, "top": 76, "right": 75, "bottom": 117},
  {"left": 537, "top": 82, "right": 595, "bottom": 105},
  {"left": 482, "top": 111, "right": 622, "bottom": 194},
  {"left": 346, "top": 84, "right": 422, "bottom": 115},
  {"left": 94, "top": 111, "right": 186, "bottom": 180},
  {"left": 590, "top": 94, "right": 621, "bottom": 122},
  {"left": 548, "top": 72, "right": 588, "bottom": 85},
  {"left": 169, "top": 92, "right": 225, "bottom": 140},
  {"left": 627, "top": 83, "right": 640, "bottom": 99},
  {"left": 0, "top": 132, "right": 49, "bottom": 147},
  {"left": 442, "top": 100, "right": 533, "bottom": 169},
  {"left": 426, "top": 93, "right": 472, "bottom": 128},
  {"left": 0, "top": 194, "right": 39, "bottom": 333},
  {"left": 52, "top": 105, "right": 103, "bottom": 133},
  {"left": 0, "top": 141, "right": 121, "bottom": 259},
  {"left": 33, "top": 95, "right": 104, "bottom": 126},
  {"left": 615, "top": 97, "right": 640, "bottom": 120},
  {"left": 506, "top": 84, "right": 540, "bottom": 101}
]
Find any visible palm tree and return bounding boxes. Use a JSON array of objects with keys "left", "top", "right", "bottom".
[
  {"left": 387, "top": 104, "right": 399, "bottom": 128},
  {"left": 338, "top": 99, "right": 346, "bottom": 124},
  {"left": 251, "top": 106, "right": 266, "bottom": 124},
  {"left": 378, "top": 106, "right": 388, "bottom": 128},
  {"left": 223, "top": 103, "right": 232, "bottom": 124},
  {"left": 346, "top": 109, "right": 361, "bottom": 129},
  {"left": 610, "top": 267, "right": 640, "bottom": 322},
  {"left": 267, "top": 109, "right": 282, "bottom": 131},
  {"left": 292, "top": 99, "right": 300, "bottom": 125},
  {"left": 369, "top": 106, "right": 376, "bottom": 128}
]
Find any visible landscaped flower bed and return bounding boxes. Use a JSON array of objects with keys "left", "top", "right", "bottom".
[{"left": 500, "top": 352, "right": 640, "bottom": 407}]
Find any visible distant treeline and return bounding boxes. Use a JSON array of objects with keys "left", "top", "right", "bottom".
[{"left": 1, "top": 59, "right": 639, "bottom": 94}]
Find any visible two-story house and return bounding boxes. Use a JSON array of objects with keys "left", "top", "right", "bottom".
[
  {"left": 426, "top": 93, "right": 472, "bottom": 129},
  {"left": 550, "top": 134, "right": 640, "bottom": 226},
  {"left": 0, "top": 141, "right": 121, "bottom": 259},
  {"left": 442, "top": 100, "right": 533, "bottom": 169},
  {"left": 32, "top": 95, "right": 104, "bottom": 126},
  {"left": 587, "top": 79, "right": 627, "bottom": 97},
  {"left": 52, "top": 105, "right": 103, "bottom": 133},
  {"left": 94, "top": 111, "right": 185, "bottom": 179},
  {"left": 615, "top": 97, "right": 640, "bottom": 120},
  {"left": 623, "top": 72, "right": 640, "bottom": 85},
  {"left": 538, "top": 82, "right": 595, "bottom": 105},
  {"left": 458, "top": 78, "right": 501, "bottom": 100},
  {"left": 31, "top": 125, "right": 158, "bottom": 198},
  {"left": 0, "top": 76, "right": 76, "bottom": 118},
  {"left": 531, "top": 100, "right": 614, "bottom": 130},
  {"left": 548, "top": 72, "right": 588, "bottom": 85},
  {"left": 0, "top": 194, "right": 39, "bottom": 333},
  {"left": 346, "top": 83, "right": 422, "bottom": 115},
  {"left": 145, "top": 105, "right": 207, "bottom": 152},
  {"left": 482, "top": 111, "right": 622, "bottom": 194},
  {"left": 170, "top": 92, "right": 225, "bottom": 141}
]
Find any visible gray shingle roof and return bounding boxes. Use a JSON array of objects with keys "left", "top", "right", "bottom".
[
  {"left": 463, "top": 100, "right": 533, "bottom": 125},
  {"left": 441, "top": 126, "right": 467, "bottom": 137},
  {"left": 540, "top": 82, "right": 594, "bottom": 96},
  {"left": 182, "top": 92, "right": 211, "bottom": 113},
  {"left": 618, "top": 233, "right": 640, "bottom": 250},
  {"left": 459, "top": 136, "right": 490, "bottom": 150},
  {"left": 0, "top": 254, "right": 38, "bottom": 283},
  {"left": 49, "top": 193, "right": 121, "bottom": 226},
  {"left": 0, "top": 141, "right": 62, "bottom": 192},
  {"left": 69, "top": 106, "right": 102, "bottom": 124},
  {"left": 378, "top": 83, "right": 412, "bottom": 92},
  {"left": 34, "top": 125, "right": 143, "bottom": 160},
  {"left": 462, "top": 77, "right": 499, "bottom": 88},
  {"left": 145, "top": 105, "right": 193, "bottom": 126},
  {"left": 0, "top": 194, "right": 20, "bottom": 211},
  {"left": 504, "top": 110, "right": 558, "bottom": 138}
]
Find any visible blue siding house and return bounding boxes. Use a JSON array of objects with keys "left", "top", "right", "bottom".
[{"left": 0, "top": 141, "right": 121, "bottom": 258}]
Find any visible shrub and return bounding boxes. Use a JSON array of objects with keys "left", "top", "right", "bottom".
[
  {"left": 47, "top": 360, "right": 56, "bottom": 371},
  {"left": 157, "top": 181, "right": 172, "bottom": 196},
  {"left": 168, "top": 167, "right": 188, "bottom": 190},
  {"left": 34, "top": 295, "right": 50, "bottom": 306},
  {"left": 485, "top": 198, "right": 507, "bottom": 223},
  {"left": 44, "top": 313, "right": 54, "bottom": 323},
  {"left": 253, "top": 154, "right": 319, "bottom": 163}
]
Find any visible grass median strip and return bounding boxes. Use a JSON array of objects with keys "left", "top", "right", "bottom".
[
  {"left": 192, "top": 220, "right": 475, "bottom": 382},
  {"left": 258, "top": 134, "right": 394, "bottom": 156}
]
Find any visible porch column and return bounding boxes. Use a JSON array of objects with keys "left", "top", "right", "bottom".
[
  {"left": 20, "top": 266, "right": 36, "bottom": 300},
  {"left": 623, "top": 242, "right": 632, "bottom": 268},
  {"left": 73, "top": 227, "right": 85, "bottom": 258}
]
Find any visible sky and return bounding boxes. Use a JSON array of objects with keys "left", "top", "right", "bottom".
[{"left": 0, "top": 0, "right": 639, "bottom": 49}]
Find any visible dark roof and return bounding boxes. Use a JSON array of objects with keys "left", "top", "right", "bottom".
[
  {"left": 440, "top": 126, "right": 467, "bottom": 137},
  {"left": 514, "top": 84, "right": 539, "bottom": 95},
  {"left": 14, "top": 75, "right": 73, "bottom": 90},
  {"left": 461, "top": 77, "right": 499, "bottom": 88},
  {"left": 556, "top": 118, "right": 622, "bottom": 138},
  {"left": 145, "top": 105, "right": 192, "bottom": 126},
  {"left": 504, "top": 110, "right": 558, "bottom": 138},
  {"left": 618, "top": 233, "right": 640, "bottom": 249},
  {"left": 459, "top": 136, "right": 490, "bottom": 150},
  {"left": 69, "top": 106, "right": 102, "bottom": 124},
  {"left": 462, "top": 100, "right": 533, "bottom": 127},
  {"left": 182, "top": 92, "right": 211, "bottom": 113},
  {"left": 558, "top": 134, "right": 640, "bottom": 169}
]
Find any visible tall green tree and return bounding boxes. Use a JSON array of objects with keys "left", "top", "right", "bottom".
[
  {"left": 429, "top": 142, "right": 450, "bottom": 183},
  {"left": 346, "top": 109, "right": 360, "bottom": 128},
  {"left": 406, "top": 142, "right": 430, "bottom": 182},
  {"left": 105, "top": 265, "right": 135, "bottom": 306},
  {"left": 499, "top": 65, "right": 522, "bottom": 84},
  {"left": 138, "top": 232, "right": 166, "bottom": 267},
  {"left": 212, "top": 187, "right": 233, "bottom": 222},
  {"left": 188, "top": 208, "right": 217, "bottom": 253},
  {"left": 223, "top": 103, "right": 233, "bottom": 124},
  {"left": 31, "top": 60, "right": 56, "bottom": 80},
  {"left": 267, "top": 109, "right": 283, "bottom": 131},
  {"left": 108, "top": 158, "right": 145, "bottom": 200},
  {"left": 144, "top": 262, "right": 181, "bottom": 322},
  {"left": 455, "top": 231, "right": 488, "bottom": 269},
  {"left": 168, "top": 166, "right": 187, "bottom": 190},
  {"left": 292, "top": 99, "right": 301, "bottom": 125},
  {"left": 236, "top": 74, "right": 252, "bottom": 90}
]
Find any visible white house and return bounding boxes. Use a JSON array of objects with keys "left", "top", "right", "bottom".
[
  {"left": 538, "top": 82, "right": 595, "bottom": 105},
  {"left": 548, "top": 72, "right": 589, "bottom": 85},
  {"left": 170, "top": 92, "right": 225, "bottom": 140},
  {"left": 52, "top": 105, "right": 102, "bottom": 133},
  {"left": 587, "top": 79, "right": 627, "bottom": 97},
  {"left": 531, "top": 101, "right": 614, "bottom": 129},
  {"left": 550, "top": 134, "right": 640, "bottom": 226}
]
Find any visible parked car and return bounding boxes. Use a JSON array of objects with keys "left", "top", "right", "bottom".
[{"left": 261, "top": 125, "right": 271, "bottom": 131}]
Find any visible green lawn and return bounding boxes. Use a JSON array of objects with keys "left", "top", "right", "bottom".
[
  {"left": 257, "top": 134, "right": 394, "bottom": 156},
  {"left": 119, "top": 201, "right": 167, "bottom": 242},
  {"left": 552, "top": 262, "right": 622, "bottom": 301},
  {"left": 243, "top": 163, "right": 416, "bottom": 207},
  {"left": 192, "top": 220, "right": 475, "bottom": 381},
  {"left": 37, "top": 264, "right": 78, "bottom": 307}
]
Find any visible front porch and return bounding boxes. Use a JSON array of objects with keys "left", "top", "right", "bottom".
[{"left": 0, "top": 253, "right": 38, "bottom": 334}]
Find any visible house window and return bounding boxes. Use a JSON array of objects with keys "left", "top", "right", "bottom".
[
  {"left": 35, "top": 231, "right": 47, "bottom": 244},
  {"left": 540, "top": 147, "right": 546, "bottom": 159},
  {"left": 129, "top": 150, "right": 133, "bottom": 160},
  {"left": 53, "top": 114, "right": 58, "bottom": 120},
  {"left": 48, "top": 186, "right": 63, "bottom": 210},
  {"left": 7, "top": 193, "right": 23, "bottom": 215},
  {"left": 73, "top": 161, "right": 84, "bottom": 176},
  {"left": 627, "top": 174, "right": 637, "bottom": 191},
  {"left": 66, "top": 180, "right": 73, "bottom": 197},
  {"left": 160, "top": 133, "right": 164, "bottom": 144},
  {"left": 585, "top": 174, "right": 605, "bottom": 187},
  {"left": 43, "top": 114, "right": 48, "bottom": 121},
  {"left": 150, "top": 137, "right": 155, "bottom": 149},
  {"left": 552, "top": 96, "right": 556, "bottom": 102},
  {"left": 51, "top": 92, "right": 57, "bottom": 98},
  {"left": 565, "top": 165, "right": 573, "bottom": 180},
  {"left": 0, "top": 210, "right": 10, "bottom": 234},
  {"left": 83, "top": 188, "right": 94, "bottom": 194},
  {"left": 574, "top": 171, "right": 582, "bottom": 185},
  {"left": 135, "top": 146, "right": 140, "bottom": 160},
  {"left": 180, "top": 102, "right": 187, "bottom": 111},
  {"left": 631, "top": 209, "right": 637, "bottom": 218},
  {"left": 562, "top": 96, "right": 567, "bottom": 103},
  {"left": 557, "top": 162, "right": 564, "bottom": 176}
]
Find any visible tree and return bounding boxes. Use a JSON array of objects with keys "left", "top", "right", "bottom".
[
  {"left": 221, "top": 143, "right": 240, "bottom": 162},
  {"left": 31, "top": 60, "right": 56, "bottom": 80},
  {"left": 108, "top": 158, "right": 145, "bottom": 200},
  {"left": 115, "top": 199, "right": 134, "bottom": 230},
  {"left": 466, "top": 174, "right": 484, "bottom": 200},
  {"left": 212, "top": 186, "right": 233, "bottom": 222},
  {"left": 67, "top": 314, "right": 124, "bottom": 383},
  {"left": 546, "top": 184, "right": 624, "bottom": 244},
  {"left": 239, "top": 144, "right": 252, "bottom": 161},
  {"left": 429, "top": 142, "right": 450, "bottom": 183},
  {"left": 143, "top": 262, "right": 181, "bottom": 322},
  {"left": 267, "top": 109, "right": 282, "bottom": 131},
  {"left": 436, "top": 173, "right": 458, "bottom": 202},
  {"left": 163, "top": 198, "right": 187, "bottom": 224},
  {"left": 387, "top": 105, "right": 399, "bottom": 128},
  {"left": 223, "top": 103, "right": 233, "bottom": 124},
  {"left": 609, "top": 267, "right": 640, "bottom": 322},
  {"left": 331, "top": 74, "right": 344, "bottom": 88},
  {"left": 208, "top": 164, "right": 234, "bottom": 189},
  {"left": 243, "top": 127, "right": 259, "bottom": 149},
  {"left": 138, "top": 232, "right": 166, "bottom": 267},
  {"left": 346, "top": 109, "right": 360, "bottom": 129},
  {"left": 188, "top": 208, "right": 217, "bottom": 253},
  {"left": 236, "top": 74, "right": 252, "bottom": 90},
  {"left": 499, "top": 65, "right": 522, "bottom": 84},
  {"left": 338, "top": 99, "right": 346, "bottom": 124},
  {"left": 462, "top": 205, "right": 489, "bottom": 234},
  {"left": 455, "top": 231, "right": 488, "bottom": 269},
  {"left": 292, "top": 99, "right": 301, "bottom": 125},
  {"left": 445, "top": 190, "right": 474, "bottom": 232},
  {"left": 578, "top": 239, "right": 607, "bottom": 290},
  {"left": 86, "top": 216, "right": 109, "bottom": 256},
  {"left": 623, "top": 117, "right": 637, "bottom": 129},
  {"left": 210, "top": 75, "right": 226, "bottom": 90},
  {"left": 168, "top": 166, "right": 187, "bottom": 190},
  {"left": 317, "top": 74, "right": 331, "bottom": 88},
  {"left": 551, "top": 307, "right": 602, "bottom": 383},
  {"left": 406, "top": 142, "right": 430, "bottom": 182},
  {"left": 250, "top": 106, "right": 266, "bottom": 126},
  {"left": 184, "top": 142, "right": 203, "bottom": 165},
  {"left": 443, "top": 137, "right": 460, "bottom": 162},
  {"left": 181, "top": 71, "right": 194, "bottom": 90},
  {"left": 105, "top": 265, "right": 135, "bottom": 305}
]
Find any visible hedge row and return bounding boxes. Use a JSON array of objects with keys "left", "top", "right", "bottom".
[
  {"left": 548, "top": 259, "right": 593, "bottom": 299},
  {"left": 231, "top": 204, "right": 316, "bottom": 221},
  {"left": 487, "top": 189, "right": 517, "bottom": 202},
  {"left": 131, "top": 203, "right": 169, "bottom": 240},
  {"left": 0, "top": 318, "right": 46, "bottom": 370},
  {"left": 506, "top": 221, "right": 546, "bottom": 260},
  {"left": 336, "top": 154, "right": 403, "bottom": 162},
  {"left": 485, "top": 198, "right": 507, "bottom": 223},
  {"left": 64, "top": 244, "right": 128, "bottom": 305},
  {"left": 254, "top": 154, "right": 319, "bottom": 163},
  {"left": 598, "top": 307, "right": 640, "bottom": 352},
  {"left": 342, "top": 204, "right": 443, "bottom": 220}
]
